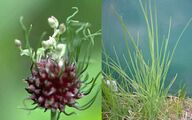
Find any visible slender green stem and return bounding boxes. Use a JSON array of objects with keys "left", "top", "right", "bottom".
[{"left": 51, "top": 110, "right": 57, "bottom": 120}]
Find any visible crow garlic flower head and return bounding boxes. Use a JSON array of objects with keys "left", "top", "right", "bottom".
[{"left": 15, "top": 7, "right": 101, "bottom": 118}]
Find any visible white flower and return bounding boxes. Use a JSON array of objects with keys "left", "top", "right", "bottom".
[
  {"left": 56, "top": 43, "right": 66, "bottom": 51},
  {"left": 42, "top": 36, "right": 56, "bottom": 49},
  {"left": 36, "top": 48, "right": 45, "bottom": 62},
  {"left": 55, "top": 43, "right": 66, "bottom": 60},
  {"left": 48, "top": 16, "right": 59, "bottom": 29},
  {"left": 14, "top": 39, "right": 22, "bottom": 48},
  {"left": 59, "top": 23, "right": 66, "bottom": 34}
]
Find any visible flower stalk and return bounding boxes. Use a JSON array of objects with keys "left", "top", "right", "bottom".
[{"left": 51, "top": 110, "right": 57, "bottom": 120}]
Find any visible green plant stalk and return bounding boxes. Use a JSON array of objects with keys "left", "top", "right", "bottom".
[{"left": 51, "top": 111, "right": 57, "bottom": 120}]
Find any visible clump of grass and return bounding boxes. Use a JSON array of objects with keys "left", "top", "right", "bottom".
[{"left": 102, "top": 0, "right": 192, "bottom": 119}]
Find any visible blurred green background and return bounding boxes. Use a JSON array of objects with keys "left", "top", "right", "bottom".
[
  {"left": 0, "top": 0, "right": 101, "bottom": 120},
  {"left": 103, "top": 0, "right": 192, "bottom": 95}
]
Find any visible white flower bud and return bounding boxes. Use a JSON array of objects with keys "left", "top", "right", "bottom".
[
  {"left": 54, "top": 43, "right": 66, "bottom": 60},
  {"left": 36, "top": 48, "right": 45, "bottom": 61},
  {"left": 14, "top": 39, "right": 22, "bottom": 48},
  {"left": 59, "top": 23, "right": 66, "bottom": 34},
  {"left": 56, "top": 43, "right": 66, "bottom": 51},
  {"left": 48, "top": 36, "right": 56, "bottom": 46},
  {"left": 41, "top": 41, "right": 48, "bottom": 48},
  {"left": 42, "top": 36, "right": 56, "bottom": 49},
  {"left": 48, "top": 16, "right": 59, "bottom": 29}
]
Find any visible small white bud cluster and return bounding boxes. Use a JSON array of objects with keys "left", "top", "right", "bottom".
[
  {"left": 51, "top": 43, "right": 67, "bottom": 62},
  {"left": 48, "top": 16, "right": 66, "bottom": 34},
  {"left": 56, "top": 44, "right": 66, "bottom": 59},
  {"left": 15, "top": 16, "right": 67, "bottom": 62},
  {"left": 56, "top": 44, "right": 66, "bottom": 51},
  {"left": 48, "top": 16, "right": 59, "bottom": 29},
  {"left": 42, "top": 36, "right": 56, "bottom": 49},
  {"left": 14, "top": 39, "right": 33, "bottom": 57},
  {"left": 42, "top": 16, "right": 67, "bottom": 61}
]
